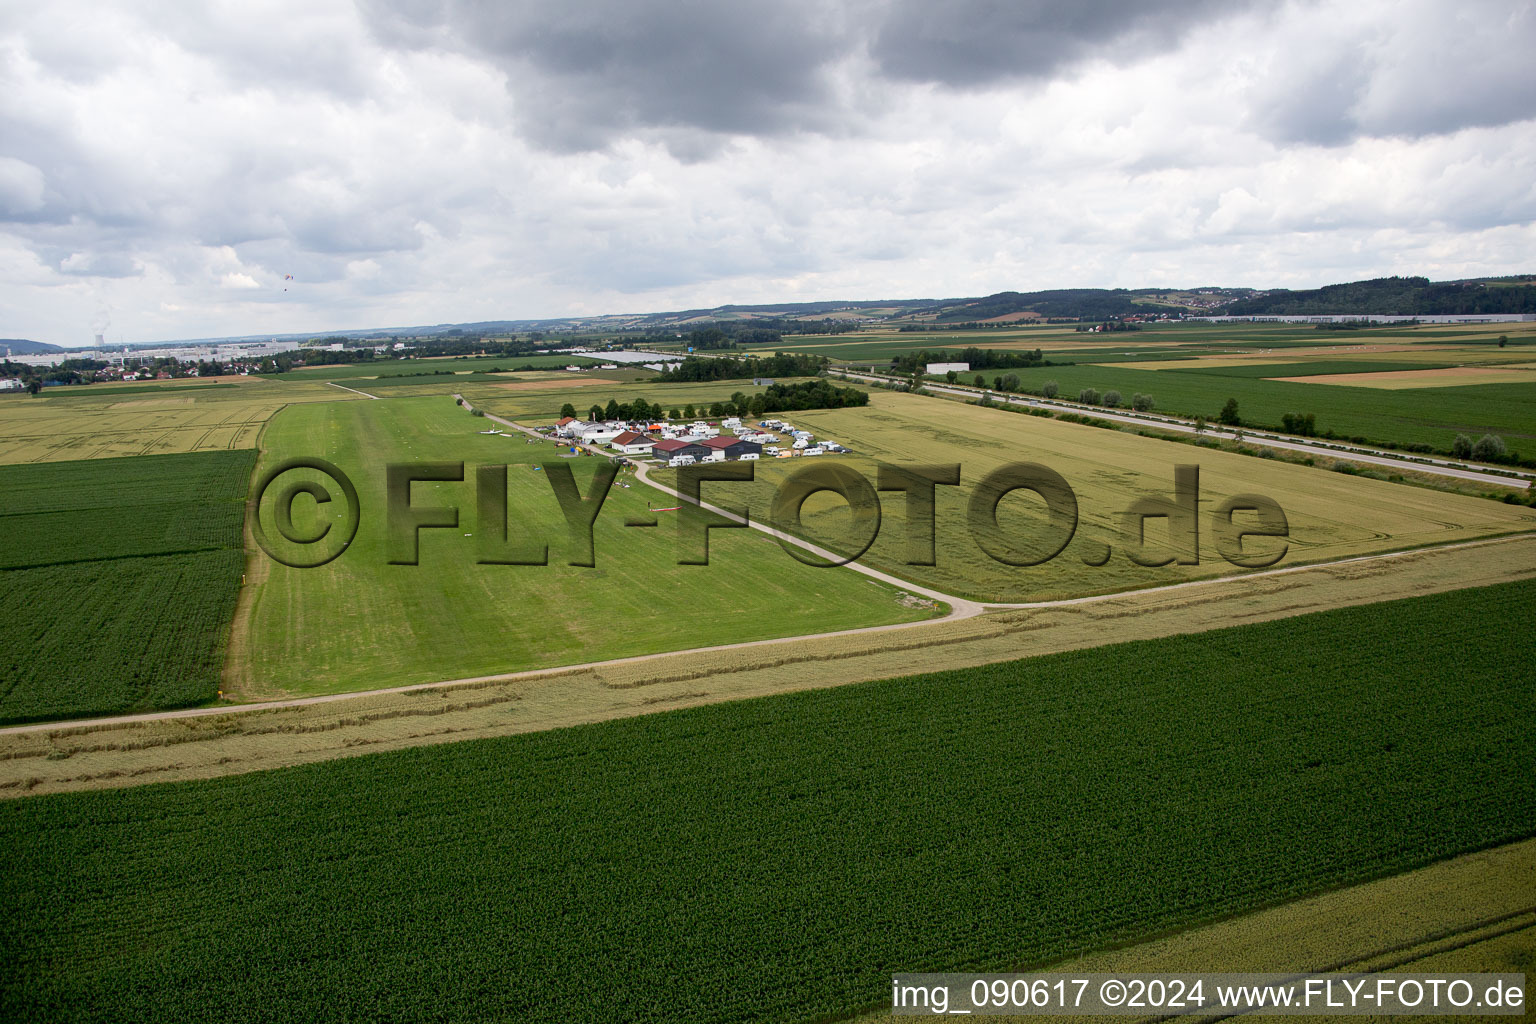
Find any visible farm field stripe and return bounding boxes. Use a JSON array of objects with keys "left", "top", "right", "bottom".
[
  {"left": 5, "top": 531, "right": 1529, "bottom": 736},
  {"left": 830, "top": 370, "right": 1535, "bottom": 486},
  {"left": 2, "top": 577, "right": 1532, "bottom": 1023}
]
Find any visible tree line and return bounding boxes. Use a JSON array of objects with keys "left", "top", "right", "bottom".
[
  {"left": 892, "top": 347, "right": 1052, "bottom": 375},
  {"left": 653, "top": 353, "right": 829, "bottom": 382},
  {"left": 563, "top": 380, "right": 868, "bottom": 424}
]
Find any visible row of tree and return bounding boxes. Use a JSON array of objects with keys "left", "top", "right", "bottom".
[
  {"left": 654, "top": 352, "right": 829, "bottom": 382},
  {"left": 563, "top": 380, "right": 869, "bottom": 425},
  {"left": 893, "top": 347, "right": 1051, "bottom": 375}
]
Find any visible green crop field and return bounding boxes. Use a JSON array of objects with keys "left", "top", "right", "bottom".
[
  {"left": 762, "top": 320, "right": 1536, "bottom": 373},
  {"left": 233, "top": 395, "right": 934, "bottom": 698},
  {"left": 0, "top": 450, "right": 255, "bottom": 724},
  {"left": 0, "top": 450, "right": 252, "bottom": 568},
  {"left": 4, "top": 577, "right": 1532, "bottom": 1022},
  {"left": 654, "top": 390, "right": 1536, "bottom": 603},
  {"left": 261, "top": 353, "right": 603, "bottom": 382},
  {"left": 971, "top": 363, "right": 1536, "bottom": 450}
]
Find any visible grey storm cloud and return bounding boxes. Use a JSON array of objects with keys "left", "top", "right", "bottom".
[
  {"left": 355, "top": 0, "right": 1536, "bottom": 154},
  {"left": 1, "top": 0, "right": 1533, "bottom": 344},
  {"left": 357, "top": 0, "right": 1269, "bottom": 152},
  {"left": 358, "top": 0, "right": 854, "bottom": 152},
  {"left": 867, "top": 0, "right": 1255, "bottom": 86}
]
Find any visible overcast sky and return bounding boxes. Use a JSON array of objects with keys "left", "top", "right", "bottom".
[{"left": 2, "top": 0, "right": 1533, "bottom": 345}]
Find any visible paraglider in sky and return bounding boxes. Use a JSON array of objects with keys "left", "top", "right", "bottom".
[{"left": 283, "top": 273, "right": 293, "bottom": 292}]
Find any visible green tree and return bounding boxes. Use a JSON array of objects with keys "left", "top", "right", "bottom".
[
  {"left": 1102, "top": 390, "right": 1122, "bottom": 408},
  {"left": 27, "top": 379, "right": 42, "bottom": 395},
  {"left": 709, "top": 402, "right": 724, "bottom": 418},
  {"left": 1131, "top": 393, "right": 1153, "bottom": 412},
  {"left": 588, "top": 404, "right": 603, "bottom": 421},
  {"left": 973, "top": 374, "right": 985, "bottom": 387},
  {"left": 1451, "top": 434, "right": 1474, "bottom": 458},
  {"left": 1078, "top": 388, "right": 1100, "bottom": 404},
  {"left": 1218, "top": 398, "right": 1241, "bottom": 426},
  {"left": 1193, "top": 415, "right": 1207, "bottom": 436},
  {"left": 1471, "top": 434, "right": 1507, "bottom": 461},
  {"left": 1042, "top": 380, "right": 1059, "bottom": 399},
  {"left": 1281, "top": 412, "right": 1317, "bottom": 437},
  {"left": 1499, "top": 335, "right": 1508, "bottom": 348},
  {"left": 669, "top": 408, "right": 682, "bottom": 420},
  {"left": 684, "top": 404, "right": 696, "bottom": 418},
  {"left": 559, "top": 403, "right": 577, "bottom": 419}
]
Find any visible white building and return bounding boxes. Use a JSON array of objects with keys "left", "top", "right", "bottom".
[
  {"left": 573, "top": 422, "right": 626, "bottom": 444},
  {"left": 926, "top": 362, "right": 970, "bottom": 375}
]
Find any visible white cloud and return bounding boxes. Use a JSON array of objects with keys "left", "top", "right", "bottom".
[{"left": 0, "top": 0, "right": 1531, "bottom": 345}]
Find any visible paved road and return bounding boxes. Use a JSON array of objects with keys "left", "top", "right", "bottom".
[
  {"left": 326, "top": 381, "right": 379, "bottom": 399},
  {"left": 829, "top": 370, "right": 1533, "bottom": 489}
]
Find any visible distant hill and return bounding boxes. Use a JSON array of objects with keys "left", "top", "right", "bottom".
[
  {"left": 66, "top": 273, "right": 1535, "bottom": 353},
  {"left": 1222, "top": 276, "right": 1536, "bottom": 316},
  {"left": 0, "top": 339, "right": 62, "bottom": 355}
]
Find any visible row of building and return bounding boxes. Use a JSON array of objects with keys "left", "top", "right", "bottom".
[{"left": 551, "top": 415, "right": 845, "bottom": 465}]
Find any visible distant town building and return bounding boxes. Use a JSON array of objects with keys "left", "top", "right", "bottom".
[{"left": 926, "top": 362, "right": 970, "bottom": 375}]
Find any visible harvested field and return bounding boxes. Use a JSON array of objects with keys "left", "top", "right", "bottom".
[
  {"left": 1271, "top": 365, "right": 1536, "bottom": 388},
  {"left": 0, "top": 377, "right": 361, "bottom": 464},
  {"left": 662, "top": 389, "right": 1536, "bottom": 603}
]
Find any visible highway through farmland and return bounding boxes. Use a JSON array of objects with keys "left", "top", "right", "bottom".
[{"left": 828, "top": 369, "right": 1535, "bottom": 489}]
